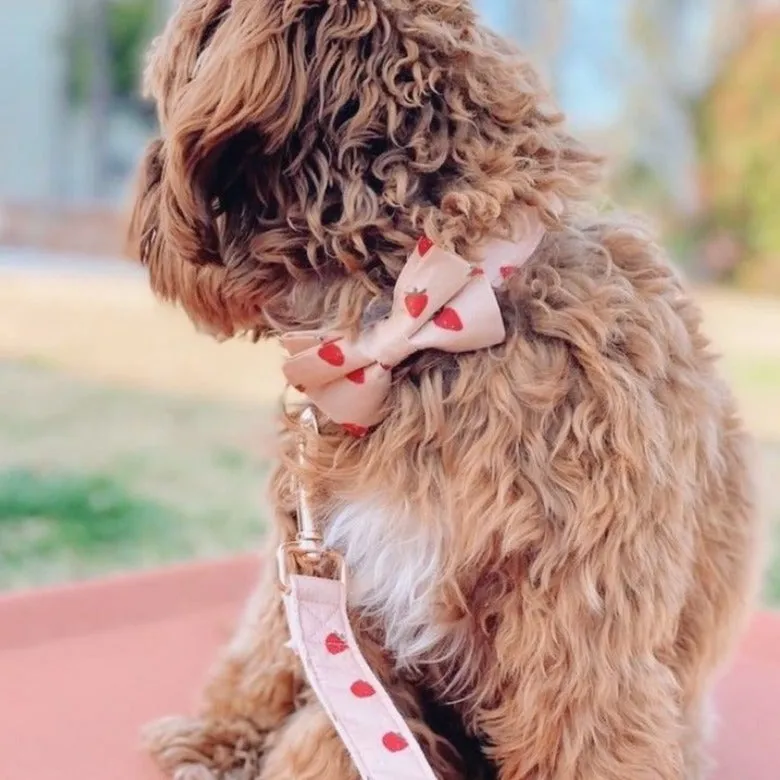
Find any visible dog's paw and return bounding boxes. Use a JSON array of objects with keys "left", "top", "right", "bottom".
[
  {"left": 143, "top": 715, "right": 264, "bottom": 780},
  {"left": 143, "top": 715, "right": 214, "bottom": 769},
  {"left": 171, "top": 764, "right": 254, "bottom": 780},
  {"left": 172, "top": 766, "right": 219, "bottom": 780}
]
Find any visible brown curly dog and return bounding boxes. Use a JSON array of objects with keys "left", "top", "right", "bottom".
[{"left": 128, "top": 0, "right": 761, "bottom": 778}]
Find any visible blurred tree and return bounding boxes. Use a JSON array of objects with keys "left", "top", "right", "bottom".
[
  {"left": 64, "top": 0, "right": 158, "bottom": 197},
  {"left": 66, "top": 0, "right": 156, "bottom": 109},
  {"left": 622, "top": 0, "right": 750, "bottom": 216},
  {"left": 696, "top": 13, "right": 780, "bottom": 292},
  {"left": 88, "top": 0, "right": 112, "bottom": 198},
  {"left": 109, "top": 0, "right": 157, "bottom": 100}
]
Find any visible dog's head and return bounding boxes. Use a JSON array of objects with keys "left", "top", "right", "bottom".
[{"left": 128, "top": 0, "right": 599, "bottom": 340}]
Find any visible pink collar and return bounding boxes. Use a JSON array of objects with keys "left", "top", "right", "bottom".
[{"left": 280, "top": 209, "right": 548, "bottom": 436}]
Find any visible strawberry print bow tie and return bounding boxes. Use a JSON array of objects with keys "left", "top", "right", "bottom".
[{"left": 281, "top": 211, "right": 548, "bottom": 435}]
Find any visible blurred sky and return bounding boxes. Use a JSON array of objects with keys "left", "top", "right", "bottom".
[
  {"left": 557, "top": 0, "right": 624, "bottom": 127},
  {"left": 477, "top": 0, "right": 730, "bottom": 130},
  {"left": 477, "top": 0, "right": 624, "bottom": 127}
]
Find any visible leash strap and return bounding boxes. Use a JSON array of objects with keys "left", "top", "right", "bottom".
[{"left": 283, "top": 573, "right": 439, "bottom": 780}]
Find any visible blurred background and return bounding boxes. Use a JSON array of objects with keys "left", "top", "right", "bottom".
[{"left": 0, "top": 0, "right": 778, "bottom": 601}]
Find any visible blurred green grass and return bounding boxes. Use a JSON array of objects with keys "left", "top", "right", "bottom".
[
  {"left": 0, "top": 470, "right": 168, "bottom": 587},
  {"left": 769, "top": 525, "right": 780, "bottom": 604},
  {"left": 0, "top": 356, "right": 777, "bottom": 602},
  {"left": 0, "top": 361, "right": 270, "bottom": 590},
  {"left": 0, "top": 280, "right": 777, "bottom": 601}
]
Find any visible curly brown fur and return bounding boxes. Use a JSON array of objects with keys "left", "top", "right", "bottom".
[{"left": 128, "top": 1, "right": 761, "bottom": 778}]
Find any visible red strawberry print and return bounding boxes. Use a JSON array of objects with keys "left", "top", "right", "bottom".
[
  {"left": 342, "top": 423, "right": 369, "bottom": 438},
  {"left": 417, "top": 236, "right": 434, "bottom": 257},
  {"left": 324, "top": 632, "right": 348, "bottom": 655},
  {"left": 346, "top": 368, "right": 365, "bottom": 384},
  {"left": 318, "top": 341, "right": 345, "bottom": 366},
  {"left": 404, "top": 289, "right": 429, "bottom": 318},
  {"left": 469, "top": 265, "right": 485, "bottom": 277},
  {"left": 382, "top": 732, "right": 409, "bottom": 753},
  {"left": 500, "top": 265, "right": 518, "bottom": 280},
  {"left": 350, "top": 680, "right": 376, "bottom": 698},
  {"left": 433, "top": 307, "right": 463, "bottom": 332}
]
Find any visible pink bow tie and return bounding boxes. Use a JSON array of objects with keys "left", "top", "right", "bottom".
[{"left": 281, "top": 211, "right": 547, "bottom": 435}]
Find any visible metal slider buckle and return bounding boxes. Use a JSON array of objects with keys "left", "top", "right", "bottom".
[{"left": 277, "top": 407, "right": 345, "bottom": 593}]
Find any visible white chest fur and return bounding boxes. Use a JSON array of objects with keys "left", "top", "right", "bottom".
[{"left": 324, "top": 501, "right": 446, "bottom": 667}]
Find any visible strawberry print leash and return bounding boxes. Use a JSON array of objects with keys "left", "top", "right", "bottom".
[
  {"left": 282, "top": 574, "right": 438, "bottom": 779},
  {"left": 278, "top": 408, "right": 438, "bottom": 779}
]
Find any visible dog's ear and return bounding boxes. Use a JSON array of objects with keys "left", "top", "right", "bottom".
[
  {"left": 152, "top": 0, "right": 315, "bottom": 269},
  {"left": 126, "top": 0, "right": 322, "bottom": 335}
]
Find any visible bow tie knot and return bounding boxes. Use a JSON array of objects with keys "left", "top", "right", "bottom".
[{"left": 362, "top": 318, "right": 417, "bottom": 370}]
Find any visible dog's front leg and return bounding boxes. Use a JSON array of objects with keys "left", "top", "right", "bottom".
[
  {"left": 471, "top": 549, "right": 691, "bottom": 779},
  {"left": 479, "top": 657, "right": 684, "bottom": 780},
  {"left": 146, "top": 507, "right": 303, "bottom": 780}
]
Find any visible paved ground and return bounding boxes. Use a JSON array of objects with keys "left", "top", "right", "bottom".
[{"left": 0, "top": 557, "right": 777, "bottom": 780}]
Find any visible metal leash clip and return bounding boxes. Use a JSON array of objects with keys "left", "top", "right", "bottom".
[{"left": 277, "top": 407, "right": 345, "bottom": 593}]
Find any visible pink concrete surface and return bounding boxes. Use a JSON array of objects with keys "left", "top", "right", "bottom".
[{"left": 0, "top": 556, "right": 778, "bottom": 780}]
